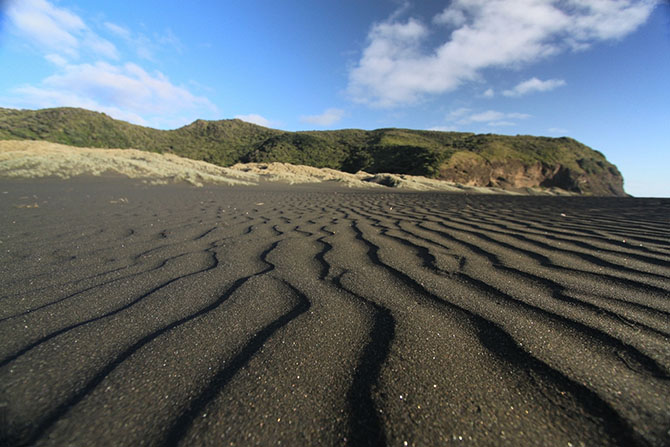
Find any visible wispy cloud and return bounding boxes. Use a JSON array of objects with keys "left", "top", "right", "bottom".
[
  {"left": 6, "top": 0, "right": 118, "bottom": 59},
  {"left": 300, "top": 108, "right": 345, "bottom": 126},
  {"left": 103, "top": 22, "right": 131, "bottom": 40},
  {"left": 8, "top": 84, "right": 149, "bottom": 125},
  {"left": 44, "top": 53, "right": 68, "bottom": 66},
  {"left": 427, "top": 125, "right": 458, "bottom": 132},
  {"left": 102, "top": 21, "right": 183, "bottom": 61},
  {"left": 503, "top": 77, "right": 566, "bottom": 96},
  {"left": 9, "top": 61, "right": 215, "bottom": 125},
  {"left": 466, "top": 110, "right": 531, "bottom": 124},
  {"left": 446, "top": 109, "right": 532, "bottom": 127},
  {"left": 234, "top": 114, "right": 275, "bottom": 127},
  {"left": 348, "top": 0, "right": 657, "bottom": 107},
  {"left": 3, "top": 0, "right": 214, "bottom": 128}
]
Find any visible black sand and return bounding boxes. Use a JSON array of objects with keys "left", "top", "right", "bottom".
[{"left": 1, "top": 179, "right": 669, "bottom": 446}]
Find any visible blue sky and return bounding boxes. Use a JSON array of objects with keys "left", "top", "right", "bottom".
[{"left": 1, "top": 0, "right": 668, "bottom": 196}]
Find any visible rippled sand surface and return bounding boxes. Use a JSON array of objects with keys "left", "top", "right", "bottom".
[{"left": 1, "top": 179, "right": 668, "bottom": 446}]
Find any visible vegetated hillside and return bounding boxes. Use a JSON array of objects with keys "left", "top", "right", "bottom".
[{"left": 0, "top": 107, "right": 626, "bottom": 195}]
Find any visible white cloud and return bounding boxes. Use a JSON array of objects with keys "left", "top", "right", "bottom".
[
  {"left": 102, "top": 21, "right": 183, "bottom": 61},
  {"left": 482, "top": 88, "right": 495, "bottom": 98},
  {"left": 300, "top": 108, "right": 345, "bottom": 126},
  {"left": 447, "top": 107, "right": 473, "bottom": 120},
  {"left": 428, "top": 125, "right": 458, "bottom": 132},
  {"left": 2, "top": 0, "right": 212, "bottom": 128},
  {"left": 447, "top": 109, "right": 531, "bottom": 127},
  {"left": 433, "top": 8, "right": 467, "bottom": 27},
  {"left": 6, "top": 0, "right": 118, "bottom": 60},
  {"left": 155, "top": 28, "right": 184, "bottom": 54},
  {"left": 566, "top": 0, "right": 658, "bottom": 42},
  {"left": 104, "top": 22, "right": 131, "bottom": 40},
  {"left": 84, "top": 32, "right": 119, "bottom": 59},
  {"left": 235, "top": 114, "right": 274, "bottom": 127},
  {"left": 503, "top": 77, "right": 566, "bottom": 96},
  {"left": 8, "top": 61, "right": 216, "bottom": 127},
  {"left": 7, "top": 85, "right": 149, "bottom": 125},
  {"left": 467, "top": 110, "right": 531, "bottom": 123},
  {"left": 45, "top": 53, "right": 67, "bottom": 66},
  {"left": 348, "top": 0, "right": 657, "bottom": 107}
]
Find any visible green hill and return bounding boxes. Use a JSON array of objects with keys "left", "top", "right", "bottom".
[{"left": 0, "top": 107, "right": 626, "bottom": 195}]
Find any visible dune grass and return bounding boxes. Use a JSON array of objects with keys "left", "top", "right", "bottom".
[
  {"left": 0, "top": 140, "right": 259, "bottom": 187},
  {"left": 0, "top": 140, "right": 574, "bottom": 195}
]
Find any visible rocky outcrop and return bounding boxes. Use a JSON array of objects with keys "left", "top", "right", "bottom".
[{"left": 439, "top": 152, "right": 626, "bottom": 196}]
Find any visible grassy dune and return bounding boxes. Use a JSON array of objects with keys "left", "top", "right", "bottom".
[
  {"left": 0, "top": 140, "right": 258, "bottom": 187},
  {"left": 0, "top": 140, "right": 574, "bottom": 194}
]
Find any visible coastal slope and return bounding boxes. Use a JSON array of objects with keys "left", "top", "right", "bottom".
[{"left": 0, "top": 107, "right": 626, "bottom": 195}]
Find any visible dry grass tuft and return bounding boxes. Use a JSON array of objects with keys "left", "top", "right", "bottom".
[{"left": 0, "top": 140, "right": 258, "bottom": 186}]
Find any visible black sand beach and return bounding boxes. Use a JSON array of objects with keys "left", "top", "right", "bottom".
[{"left": 1, "top": 179, "right": 669, "bottom": 446}]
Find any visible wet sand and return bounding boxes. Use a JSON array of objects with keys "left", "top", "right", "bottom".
[{"left": 1, "top": 179, "right": 669, "bottom": 446}]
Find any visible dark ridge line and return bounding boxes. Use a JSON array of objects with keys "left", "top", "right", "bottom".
[
  {"left": 0, "top": 248, "right": 221, "bottom": 368},
  {"left": 162, "top": 279, "right": 311, "bottom": 447},
  {"left": 397, "top": 200, "right": 670, "bottom": 249},
  {"left": 0, "top": 249, "right": 210, "bottom": 323},
  {"left": 411, "top": 219, "right": 670, "bottom": 319},
  {"left": 293, "top": 226, "right": 314, "bottom": 237},
  {"left": 473, "top": 212, "right": 670, "bottom": 259},
  {"left": 454, "top": 210, "right": 639, "bottom": 246},
  {"left": 315, "top": 233, "right": 334, "bottom": 281},
  {"left": 383, "top": 222, "right": 670, "bottom": 327},
  {"left": 538, "top": 231, "right": 670, "bottom": 268},
  {"left": 508, "top": 268, "right": 670, "bottom": 339},
  {"left": 389, "top": 219, "right": 670, "bottom": 324},
  {"left": 129, "top": 241, "right": 178, "bottom": 262},
  {"left": 539, "top": 214, "right": 670, "bottom": 239},
  {"left": 559, "top": 288, "right": 670, "bottom": 335},
  {"left": 417, "top": 220, "right": 670, "bottom": 298},
  {"left": 0, "top": 261, "right": 132, "bottom": 303},
  {"left": 471, "top": 210, "right": 670, "bottom": 250},
  {"left": 456, "top": 271, "right": 670, "bottom": 379},
  {"left": 437, "top": 218, "right": 670, "bottom": 293},
  {"left": 373, "top": 218, "right": 670, "bottom": 362},
  {"left": 346, "top": 217, "right": 647, "bottom": 445},
  {"left": 377, "top": 204, "right": 652, "bottom": 279},
  {"left": 357, "top": 209, "right": 670, "bottom": 377},
  {"left": 13, "top": 241, "right": 281, "bottom": 446},
  {"left": 470, "top": 315, "right": 647, "bottom": 447},
  {"left": 379, "top": 227, "right": 449, "bottom": 276},
  {"left": 193, "top": 226, "right": 219, "bottom": 241},
  {"left": 127, "top": 217, "right": 259, "bottom": 261},
  {"left": 2, "top": 230, "right": 195, "bottom": 293},
  {"left": 448, "top": 215, "right": 670, "bottom": 271},
  {"left": 333, "top": 272, "right": 394, "bottom": 447}
]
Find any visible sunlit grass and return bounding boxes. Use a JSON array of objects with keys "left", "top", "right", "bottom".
[
  {"left": 0, "top": 140, "right": 258, "bottom": 187},
  {"left": 0, "top": 140, "right": 572, "bottom": 194}
]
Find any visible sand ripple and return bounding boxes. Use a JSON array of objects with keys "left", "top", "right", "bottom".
[{"left": 0, "top": 180, "right": 668, "bottom": 446}]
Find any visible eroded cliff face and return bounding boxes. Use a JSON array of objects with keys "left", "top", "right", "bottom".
[{"left": 439, "top": 152, "right": 626, "bottom": 196}]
